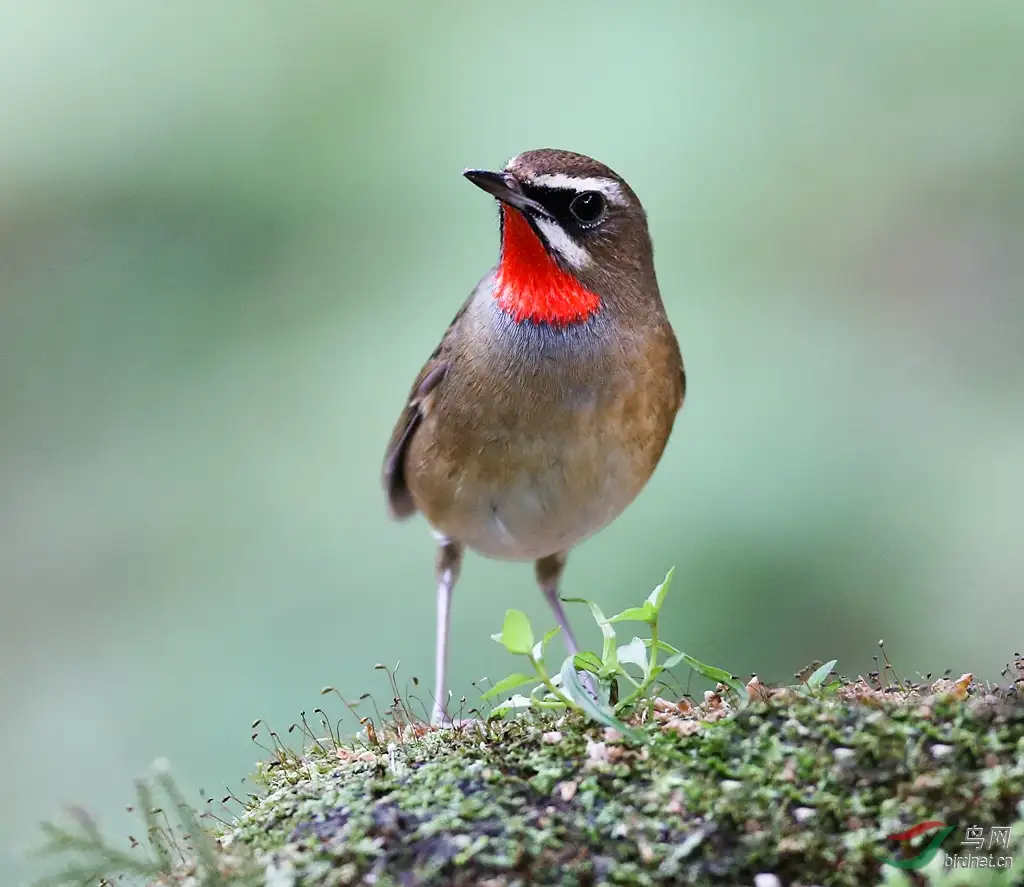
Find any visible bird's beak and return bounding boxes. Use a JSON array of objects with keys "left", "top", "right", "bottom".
[{"left": 462, "top": 169, "right": 553, "bottom": 219}]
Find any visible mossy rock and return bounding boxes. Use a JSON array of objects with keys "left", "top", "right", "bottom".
[{"left": 211, "top": 692, "right": 1024, "bottom": 887}]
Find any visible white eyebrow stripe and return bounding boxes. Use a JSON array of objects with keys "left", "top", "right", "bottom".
[
  {"left": 533, "top": 217, "right": 590, "bottom": 269},
  {"left": 525, "top": 173, "right": 626, "bottom": 204}
]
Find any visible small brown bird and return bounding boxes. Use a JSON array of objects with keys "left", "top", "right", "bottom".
[{"left": 383, "top": 149, "right": 685, "bottom": 724}]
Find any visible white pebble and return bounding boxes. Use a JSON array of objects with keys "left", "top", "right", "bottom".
[{"left": 265, "top": 860, "right": 296, "bottom": 887}]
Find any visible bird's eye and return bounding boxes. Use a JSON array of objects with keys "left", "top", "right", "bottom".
[{"left": 569, "top": 191, "right": 606, "bottom": 225}]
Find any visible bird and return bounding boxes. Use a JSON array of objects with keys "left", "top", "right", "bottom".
[{"left": 382, "top": 149, "right": 685, "bottom": 725}]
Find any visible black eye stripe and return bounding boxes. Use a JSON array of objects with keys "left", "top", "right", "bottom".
[
  {"left": 519, "top": 185, "right": 606, "bottom": 230},
  {"left": 520, "top": 184, "right": 577, "bottom": 219}
]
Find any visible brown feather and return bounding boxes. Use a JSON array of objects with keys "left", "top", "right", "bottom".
[{"left": 382, "top": 301, "right": 468, "bottom": 519}]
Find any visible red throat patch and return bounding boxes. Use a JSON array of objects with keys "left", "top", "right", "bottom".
[{"left": 493, "top": 207, "right": 601, "bottom": 326}]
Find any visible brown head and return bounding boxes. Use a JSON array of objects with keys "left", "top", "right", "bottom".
[{"left": 463, "top": 149, "right": 661, "bottom": 326}]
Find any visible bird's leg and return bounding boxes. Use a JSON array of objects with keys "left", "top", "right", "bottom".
[
  {"left": 535, "top": 552, "right": 597, "bottom": 697},
  {"left": 431, "top": 537, "right": 463, "bottom": 727},
  {"left": 535, "top": 552, "right": 580, "bottom": 654}
]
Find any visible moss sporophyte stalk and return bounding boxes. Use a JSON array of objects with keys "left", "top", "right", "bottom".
[{"left": 31, "top": 574, "right": 1024, "bottom": 887}]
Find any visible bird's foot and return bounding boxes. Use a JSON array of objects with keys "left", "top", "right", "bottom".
[
  {"left": 577, "top": 668, "right": 599, "bottom": 700},
  {"left": 431, "top": 708, "right": 484, "bottom": 733}
]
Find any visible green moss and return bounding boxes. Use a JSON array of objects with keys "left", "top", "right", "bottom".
[{"left": 213, "top": 695, "right": 1024, "bottom": 886}]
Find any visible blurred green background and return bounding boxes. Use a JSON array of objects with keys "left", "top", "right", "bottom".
[{"left": 2, "top": 2, "right": 1023, "bottom": 882}]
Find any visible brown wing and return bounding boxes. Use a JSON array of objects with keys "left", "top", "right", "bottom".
[{"left": 382, "top": 300, "right": 468, "bottom": 520}]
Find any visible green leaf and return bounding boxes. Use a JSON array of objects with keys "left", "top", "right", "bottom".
[
  {"left": 488, "top": 694, "right": 534, "bottom": 717},
  {"left": 565, "top": 597, "right": 618, "bottom": 672},
  {"left": 608, "top": 604, "right": 656, "bottom": 624},
  {"left": 591, "top": 605, "right": 618, "bottom": 669},
  {"left": 481, "top": 673, "right": 537, "bottom": 700},
  {"left": 645, "top": 567, "right": 676, "bottom": 614},
  {"left": 805, "top": 659, "right": 838, "bottom": 690},
  {"left": 661, "top": 651, "right": 686, "bottom": 670},
  {"left": 573, "top": 651, "right": 603, "bottom": 674},
  {"left": 529, "top": 681, "right": 557, "bottom": 701},
  {"left": 491, "top": 610, "right": 535, "bottom": 655},
  {"left": 663, "top": 651, "right": 747, "bottom": 700},
  {"left": 617, "top": 637, "right": 649, "bottom": 675},
  {"left": 532, "top": 625, "right": 561, "bottom": 661},
  {"left": 559, "top": 657, "right": 644, "bottom": 742}
]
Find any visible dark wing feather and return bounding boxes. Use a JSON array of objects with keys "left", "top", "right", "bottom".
[
  {"left": 382, "top": 300, "right": 468, "bottom": 520},
  {"left": 383, "top": 361, "right": 447, "bottom": 519}
]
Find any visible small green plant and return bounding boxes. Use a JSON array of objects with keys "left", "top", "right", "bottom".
[
  {"left": 484, "top": 568, "right": 747, "bottom": 737},
  {"left": 798, "top": 658, "right": 841, "bottom": 696},
  {"left": 32, "top": 762, "right": 260, "bottom": 887}
]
